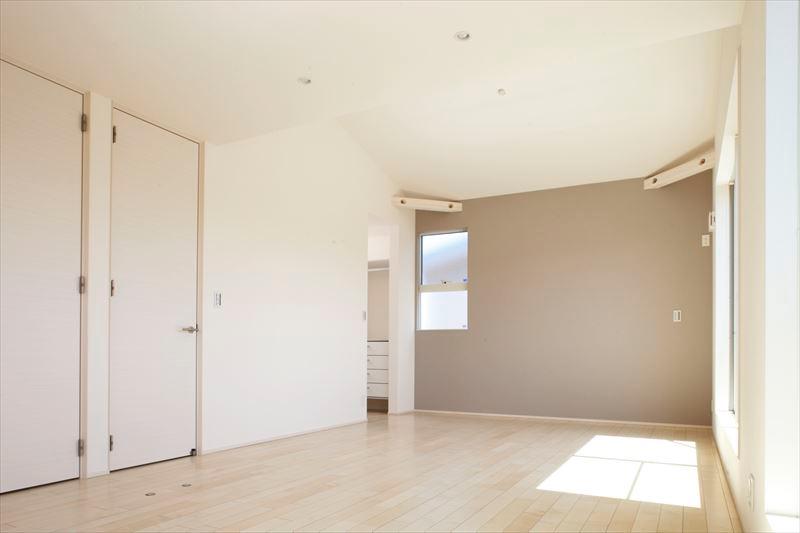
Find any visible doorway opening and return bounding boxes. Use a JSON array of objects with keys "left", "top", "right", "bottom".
[{"left": 367, "top": 219, "right": 391, "bottom": 413}]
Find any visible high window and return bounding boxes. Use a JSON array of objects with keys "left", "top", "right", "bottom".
[{"left": 418, "top": 231, "right": 468, "bottom": 330}]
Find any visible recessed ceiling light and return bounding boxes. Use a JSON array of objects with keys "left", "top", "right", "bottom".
[
  {"left": 454, "top": 31, "right": 471, "bottom": 41},
  {"left": 497, "top": 88, "right": 507, "bottom": 96},
  {"left": 297, "top": 77, "right": 312, "bottom": 85}
]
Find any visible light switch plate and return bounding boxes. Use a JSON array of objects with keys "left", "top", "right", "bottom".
[
  {"left": 702, "top": 234, "right": 711, "bottom": 247},
  {"left": 213, "top": 291, "right": 223, "bottom": 308},
  {"left": 673, "top": 310, "right": 682, "bottom": 322}
]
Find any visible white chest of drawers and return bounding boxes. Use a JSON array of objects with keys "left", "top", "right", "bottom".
[{"left": 367, "top": 340, "right": 388, "bottom": 399}]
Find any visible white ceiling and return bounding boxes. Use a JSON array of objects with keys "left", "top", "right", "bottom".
[
  {"left": 341, "top": 30, "right": 724, "bottom": 199},
  {"left": 0, "top": 1, "right": 742, "bottom": 199}
]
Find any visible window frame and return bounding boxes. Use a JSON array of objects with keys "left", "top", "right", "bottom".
[
  {"left": 728, "top": 134, "right": 740, "bottom": 419},
  {"left": 417, "top": 229, "right": 468, "bottom": 331}
]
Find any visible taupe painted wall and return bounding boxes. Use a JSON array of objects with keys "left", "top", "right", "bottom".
[
  {"left": 368, "top": 269, "right": 389, "bottom": 341},
  {"left": 415, "top": 172, "right": 713, "bottom": 425}
]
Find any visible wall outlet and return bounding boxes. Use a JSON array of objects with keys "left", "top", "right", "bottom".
[
  {"left": 747, "top": 474, "right": 755, "bottom": 511},
  {"left": 673, "top": 310, "right": 682, "bottom": 322},
  {"left": 702, "top": 234, "right": 711, "bottom": 247}
]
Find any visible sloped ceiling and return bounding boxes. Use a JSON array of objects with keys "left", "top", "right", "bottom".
[
  {"left": 0, "top": 1, "right": 742, "bottom": 199},
  {"left": 340, "top": 30, "right": 724, "bottom": 199}
]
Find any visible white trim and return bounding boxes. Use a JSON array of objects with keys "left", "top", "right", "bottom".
[
  {"left": 713, "top": 410, "right": 740, "bottom": 457},
  {"left": 414, "top": 409, "right": 712, "bottom": 429},
  {"left": 78, "top": 90, "right": 89, "bottom": 481},
  {"left": 0, "top": 55, "right": 201, "bottom": 144},
  {"left": 195, "top": 143, "right": 205, "bottom": 455},
  {"left": 112, "top": 106, "right": 199, "bottom": 145},
  {"left": 200, "top": 418, "right": 368, "bottom": 455},
  {"left": 0, "top": 54, "right": 86, "bottom": 95},
  {"left": 643, "top": 151, "right": 715, "bottom": 190},
  {"left": 419, "top": 282, "right": 468, "bottom": 293}
]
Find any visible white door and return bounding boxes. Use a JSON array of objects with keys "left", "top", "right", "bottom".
[
  {"left": 0, "top": 61, "right": 83, "bottom": 492},
  {"left": 110, "top": 110, "right": 198, "bottom": 470}
]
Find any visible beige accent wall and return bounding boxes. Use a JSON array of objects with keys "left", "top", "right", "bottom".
[
  {"left": 416, "top": 172, "right": 713, "bottom": 425},
  {"left": 368, "top": 269, "right": 389, "bottom": 341}
]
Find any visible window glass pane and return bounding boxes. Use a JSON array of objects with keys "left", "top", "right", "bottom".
[
  {"left": 419, "top": 291, "right": 467, "bottom": 330},
  {"left": 421, "top": 232, "right": 467, "bottom": 285}
]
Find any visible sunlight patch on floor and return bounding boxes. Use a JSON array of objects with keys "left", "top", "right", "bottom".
[
  {"left": 538, "top": 456, "right": 640, "bottom": 499},
  {"left": 537, "top": 435, "right": 702, "bottom": 508},
  {"left": 630, "top": 462, "right": 701, "bottom": 507}
]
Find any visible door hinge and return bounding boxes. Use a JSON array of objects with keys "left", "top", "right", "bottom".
[
  {"left": 109, "top": 434, "right": 114, "bottom": 452},
  {"left": 110, "top": 279, "right": 115, "bottom": 297},
  {"left": 112, "top": 125, "right": 117, "bottom": 143},
  {"left": 79, "top": 275, "right": 86, "bottom": 294},
  {"left": 81, "top": 113, "right": 88, "bottom": 133},
  {"left": 78, "top": 438, "right": 85, "bottom": 457}
]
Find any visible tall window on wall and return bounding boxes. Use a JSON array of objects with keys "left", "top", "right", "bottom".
[
  {"left": 419, "top": 231, "right": 468, "bottom": 330},
  {"left": 728, "top": 179, "right": 739, "bottom": 415}
]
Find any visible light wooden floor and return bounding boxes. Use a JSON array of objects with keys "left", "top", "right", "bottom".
[{"left": 0, "top": 413, "right": 741, "bottom": 533}]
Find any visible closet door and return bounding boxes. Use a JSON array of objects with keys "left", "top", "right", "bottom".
[
  {"left": 109, "top": 110, "right": 198, "bottom": 470},
  {"left": 0, "top": 61, "right": 83, "bottom": 492}
]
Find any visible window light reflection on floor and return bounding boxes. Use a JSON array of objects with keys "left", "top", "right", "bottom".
[{"left": 537, "top": 435, "right": 702, "bottom": 508}]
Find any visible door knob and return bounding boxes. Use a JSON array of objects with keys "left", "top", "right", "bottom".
[{"left": 181, "top": 325, "right": 199, "bottom": 333}]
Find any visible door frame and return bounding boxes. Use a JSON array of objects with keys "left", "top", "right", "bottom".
[{"left": 106, "top": 107, "right": 205, "bottom": 467}]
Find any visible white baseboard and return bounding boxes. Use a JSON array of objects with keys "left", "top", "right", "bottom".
[
  {"left": 414, "top": 409, "right": 711, "bottom": 429},
  {"left": 200, "top": 417, "right": 368, "bottom": 455}
]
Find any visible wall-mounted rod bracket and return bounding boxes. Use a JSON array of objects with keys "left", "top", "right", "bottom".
[
  {"left": 643, "top": 151, "right": 715, "bottom": 190},
  {"left": 393, "top": 196, "right": 462, "bottom": 212}
]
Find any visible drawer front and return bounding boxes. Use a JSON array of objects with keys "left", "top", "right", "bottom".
[
  {"left": 366, "top": 383, "right": 388, "bottom": 398},
  {"left": 366, "top": 369, "right": 388, "bottom": 383},
  {"left": 367, "top": 341, "right": 389, "bottom": 356},
  {"left": 367, "top": 355, "right": 388, "bottom": 369}
]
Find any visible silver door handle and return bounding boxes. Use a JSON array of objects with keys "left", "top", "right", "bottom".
[{"left": 181, "top": 326, "right": 198, "bottom": 333}]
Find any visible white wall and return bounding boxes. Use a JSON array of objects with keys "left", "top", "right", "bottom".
[
  {"left": 2, "top": 62, "right": 415, "bottom": 473},
  {"left": 201, "top": 121, "right": 414, "bottom": 452},
  {"left": 763, "top": 0, "right": 799, "bottom": 522},
  {"left": 81, "top": 92, "right": 112, "bottom": 478},
  {"left": 368, "top": 270, "right": 389, "bottom": 341},
  {"left": 712, "top": 2, "right": 800, "bottom": 531},
  {"left": 713, "top": 4, "right": 766, "bottom": 531}
]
